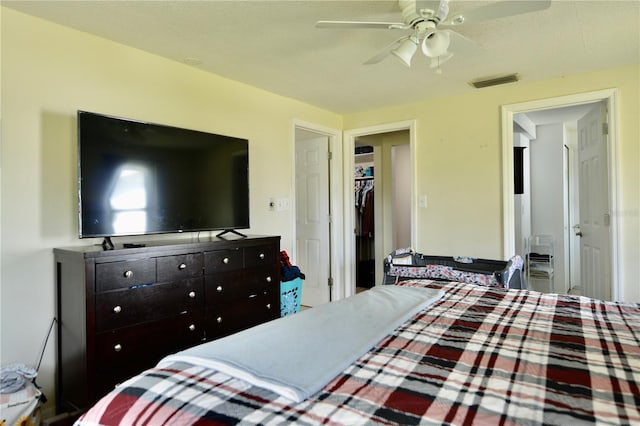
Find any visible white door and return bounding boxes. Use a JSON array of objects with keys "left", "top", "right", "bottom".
[
  {"left": 295, "top": 134, "right": 331, "bottom": 306},
  {"left": 577, "top": 102, "right": 610, "bottom": 301}
]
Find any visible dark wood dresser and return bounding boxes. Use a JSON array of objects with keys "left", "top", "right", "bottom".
[{"left": 54, "top": 235, "right": 280, "bottom": 412}]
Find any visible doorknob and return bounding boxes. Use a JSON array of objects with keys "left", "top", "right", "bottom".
[{"left": 573, "top": 224, "right": 583, "bottom": 237}]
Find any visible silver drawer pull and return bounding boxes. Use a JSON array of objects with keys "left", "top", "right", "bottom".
[
  {"left": 248, "top": 293, "right": 257, "bottom": 298},
  {"left": 178, "top": 263, "right": 187, "bottom": 270},
  {"left": 188, "top": 291, "right": 196, "bottom": 298},
  {"left": 216, "top": 316, "right": 223, "bottom": 324},
  {"left": 216, "top": 285, "right": 223, "bottom": 292},
  {"left": 188, "top": 324, "right": 196, "bottom": 331},
  {"left": 259, "top": 253, "right": 265, "bottom": 260},
  {"left": 266, "top": 303, "right": 272, "bottom": 309},
  {"left": 223, "top": 257, "right": 229, "bottom": 264},
  {"left": 266, "top": 276, "right": 272, "bottom": 283},
  {"left": 113, "top": 305, "right": 122, "bottom": 314},
  {"left": 123, "top": 270, "right": 133, "bottom": 279},
  {"left": 114, "top": 344, "right": 122, "bottom": 352}
]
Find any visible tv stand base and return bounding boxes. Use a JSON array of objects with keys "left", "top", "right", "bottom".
[
  {"left": 101, "top": 237, "right": 114, "bottom": 250},
  {"left": 216, "top": 229, "right": 247, "bottom": 238}
]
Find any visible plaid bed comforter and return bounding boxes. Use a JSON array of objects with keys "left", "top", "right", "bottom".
[{"left": 78, "top": 281, "right": 640, "bottom": 426}]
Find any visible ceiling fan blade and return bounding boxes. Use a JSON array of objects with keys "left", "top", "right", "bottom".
[
  {"left": 429, "top": 52, "right": 454, "bottom": 69},
  {"left": 363, "top": 36, "right": 409, "bottom": 65},
  {"left": 315, "top": 20, "right": 408, "bottom": 30},
  {"left": 443, "top": 0, "right": 551, "bottom": 26},
  {"left": 446, "top": 29, "right": 478, "bottom": 54}
]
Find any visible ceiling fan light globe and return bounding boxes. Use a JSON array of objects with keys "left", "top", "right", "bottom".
[
  {"left": 421, "top": 30, "right": 451, "bottom": 58},
  {"left": 391, "top": 39, "right": 418, "bottom": 67}
]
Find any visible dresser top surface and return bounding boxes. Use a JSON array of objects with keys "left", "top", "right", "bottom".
[{"left": 54, "top": 235, "right": 280, "bottom": 259}]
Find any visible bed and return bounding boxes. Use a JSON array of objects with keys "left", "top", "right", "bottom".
[{"left": 77, "top": 280, "right": 640, "bottom": 425}]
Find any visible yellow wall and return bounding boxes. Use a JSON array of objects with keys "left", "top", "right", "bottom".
[
  {"left": 0, "top": 8, "right": 341, "bottom": 413},
  {"left": 2, "top": 5, "right": 639, "bottom": 416},
  {"left": 344, "top": 65, "right": 639, "bottom": 302}
]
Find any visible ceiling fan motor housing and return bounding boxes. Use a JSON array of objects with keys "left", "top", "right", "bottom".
[{"left": 399, "top": 0, "right": 424, "bottom": 27}]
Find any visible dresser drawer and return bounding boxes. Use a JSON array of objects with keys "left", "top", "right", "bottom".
[
  {"left": 204, "top": 248, "right": 243, "bottom": 272},
  {"left": 95, "top": 258, "right": 156, "bottom": 292},
  {"left": 244, "top": 244, "right": 278, "bottom": 268},
  {"left": 205, "top": 267, "right": 277, "bottom": 305},
  {"left": 94, "top": 311, "right": 204, "bottom": 398},
  {"left": 204, "top": 292, "right": 278, "bottom": 339},
  {"left": 157, "top": 253, "right": 203, "bottom": 282},
  {"left": 204, "top": 270, "right": 245, "bottom": 304},
  {"left": 95, "top": 278, "right": 204, "bottom": 332},
  {"left": 246, "top": 265, "right": 279, "bottom": 289},
  {"left": 96, "top": 311, "right": 204, "bottom": 368}
]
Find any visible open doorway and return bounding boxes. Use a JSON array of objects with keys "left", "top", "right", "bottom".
[
  {"left": 513, "top": 102, "right": 603, "bottom": 294},
  {"left": 343, "top": 121, "right": 416, "bottom": 298},
  {"left": 502, "top": 90, "right": 620, "bottom": 301},
  {"left": 353, "top": 134, "right": 411, "bottom": 292}
]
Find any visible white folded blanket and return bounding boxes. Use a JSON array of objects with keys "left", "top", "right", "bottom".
[{"left": 158, "top": 285, "right": 444, "bottom": 402}]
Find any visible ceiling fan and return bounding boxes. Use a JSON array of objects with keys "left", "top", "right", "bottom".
[{"left": 316, "top": 0, "right": 551, "bottom": 72}]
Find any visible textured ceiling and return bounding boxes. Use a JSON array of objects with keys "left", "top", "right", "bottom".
[{"left": 4, "top": 0, "right": 639, "bottom": 113}]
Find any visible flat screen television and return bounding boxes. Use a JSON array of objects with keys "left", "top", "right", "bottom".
[{"left": 78, "top": 111, "right": 249, "bottom": 241}]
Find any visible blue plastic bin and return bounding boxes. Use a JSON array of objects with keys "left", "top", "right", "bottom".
[{"left": 280, "top": 277, "right": 303, "bottom": 316}]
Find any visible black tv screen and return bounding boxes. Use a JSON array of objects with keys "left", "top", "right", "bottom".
[{"left": 78, "top": 111, "right": 249, "bottom": 238}]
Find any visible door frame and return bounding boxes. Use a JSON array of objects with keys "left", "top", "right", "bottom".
[
  {"left": 292, "top": 119, "right": 343, "bottom": 303},
  {"left": 501, "top": 89, "right": 621, "bottom": 300},
  {"left": 343, "top": 120, "right": 417, "bottom": 299}
]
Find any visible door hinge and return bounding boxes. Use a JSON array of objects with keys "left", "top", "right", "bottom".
[
  {"left": 328, "top": 277, "right": 333, "bottom": 288},
  {"left": 328, "top": 151, "right": 332, "bottom": 160},
  {"left": 603, "top": 122, "right": 609, "bottom": 136}
]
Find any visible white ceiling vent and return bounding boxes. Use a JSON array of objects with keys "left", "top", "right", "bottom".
[{"left": 469, "top": 73, "right": 520, "bottom": 89}]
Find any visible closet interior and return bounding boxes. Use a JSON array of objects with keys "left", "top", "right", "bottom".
[{"left": 355, "top": 145, "right": 375, "bottom": 288}]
